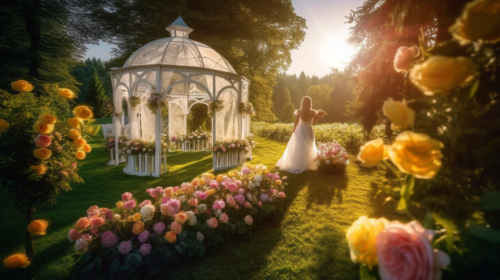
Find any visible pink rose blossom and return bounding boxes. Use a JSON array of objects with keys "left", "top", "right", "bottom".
[
  {"left": 150, "top": 187, "right": 163, "bottom": 199},
  {"left": 138, "top": 230, "right": 150, "bottom": 243},
  {"left": 139, "top": 243, "right": 152, "bottom": 256},
  {"left": 198, "top": 192, "right": 208, "bottom": 201},
  {"left": 101, "top": 231, "right": 119, "bottom": 248},
  {"left": 162, "top": 199, "right": 181, "bottom": 216},
  {"left": 219, "top": 213, "right": 229, "bottom": 223},
  {"left": 170, "top": 221, "right": 182, "bottom": 234},
  {"left": 90, "top": 225, "right": 98, "bottom": 235},
  {"left": 244, "top": 201, "right": 252, "bottom": 208},
  {"left": 257, "top": 201, "right": 263, "bottom": 207},
  {"left": 172, "top": 186, "right": 179, "bottom": 192},
  {"left": 153, "top": 222, "right": 165, "bottom": 234},
  {"left": 90, "top": 217, "right": 105, "bottom": 227},
  {"left": 122, "top": 192, "right": 133, "bottom": 201},
  {"left": 376, "top": 221, "right": 450, "bottom": 280},
  {"left": 188, "top": 198, "right": 198, "bottom": 207},
  {"left": 194, "top": 208, "right": 199, "bottom": 214},
  {"left": 226, "top": 196, "right": 236, "bottom": 207},
  {"left": 393, "top": 46, "right": 420, "bottom": 72},
  {"left": 234, "top": 194, "right": 245, "bottom": 205},
  {"left": 244, "top": 215, "right": 253, "bottom": 225},
  {"left": 123, "top": 200, "right": 136, "bottom": 210},
  {"left": 235, "top": 204, "right": 240, "bottom": 210},
  {"left": 209, "top": 180, "right": 219, "bottom": 189},
  {"left": 273, "top": 174, "right": 280, "bottom": 180},
  {"left": 238, "top": 188, "right": 245, "bottom": 195},
  {"left": 35, "top": 134, "right": 52, "bottom": 147},
  {"left": 207, "top": 217, "right": 218, "bottom": 228},
  {"left": 118, "top": 240, "right": 132, "bottom": 254},
  {"left": 67, "top": 229, "right": 81, "bottom": 242},
  {"left": 241, "top": 167, "right": 251, "bottom": 175},
  {"left": 235, "top": 180, "right": 242, "bottom": 187},
  {"left": 139, "top": 199, "right": 152, "bottom": 208},
  {"left": 278, "top": 192, "right": 286, "bottom": 198},
  {"left": 266, "top": 173, "right": 273, "bottom": 178},
  {"left": 212, "top": 200, "right": 225, "bottom": 210},
  {"left": 86, "top": 205, "right": 99, "bottom": 216},
  {"left": 206, "top": 209, "right": 212, "bottom": 216},
  {"left": 105, "top": 210, "right": 114, "bottom": 220},
  {"left": 228, "top": 182, "right": 238, "bottom": 193},
  {"left": 161, "top": 197, "right": 170, "bottom": 204}
]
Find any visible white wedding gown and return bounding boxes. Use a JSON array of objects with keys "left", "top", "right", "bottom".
[{"left": 276, "top": 111, "right": 318, "bottom": 174}]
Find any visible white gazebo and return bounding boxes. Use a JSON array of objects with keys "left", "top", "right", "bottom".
[{"left": 109, "top": 17, "right": 252, "bottom": 177}]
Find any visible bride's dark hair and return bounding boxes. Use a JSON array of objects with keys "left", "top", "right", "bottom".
[{"left": 300, "top": 96, "right": 312, "bottom": 119}]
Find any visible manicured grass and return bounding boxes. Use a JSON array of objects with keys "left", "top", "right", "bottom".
[{"left": 0, "top": 134, "right": 414, "bottom": 280}]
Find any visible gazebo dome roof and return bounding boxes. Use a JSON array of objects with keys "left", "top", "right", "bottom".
[{"left": 123, "top": 17, "right": 236, "bottom": 74}]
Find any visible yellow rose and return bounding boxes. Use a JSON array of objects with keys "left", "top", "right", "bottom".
[
  {"left": 357, "top": 138, "right": 386, "bottom": 168},
  {"left": 27, "top": 219, "right": 48, "bottom": 237},
  {"left": 216, "top": 174, "right": 224, "bottom": 182},
  {"left": 227, "top": 171, "right": 235, "bottom": 177},
  {"left": 388, "top": 131, "right": 444, "bottom": 179},
  {"left": 74, "top": 137, "right": 87, "bottom": 149},
  {"left": 198, "top": 178, "right": 205, "bottom": 186},
  {"left": 82, "top": 144, "right": 92, "bottom": 153},
  {"left": 206, "top": 189, "right": 215, "bottom": 196},
  {"left": 0, "top": 119, "right": 9, "bottom": 132},
  {"left": 67, "top": 117, "right": 80, "bottom": 128},
  {"left": 30, "top": 164, "right": 48, "bottom": 175},
  {"left": 33, "top": 148, "right": 52, "bottom": 160},
  {"left": 11, "top": 80, "right": 34, "bottom": 92},
  {"left": 58, "top": 88, "right": 76, "bottom": 100},
  {"left": 73, "top": 105, "right": 93, "bottom": 120},
  {"left": 132, "top": 221, "right": 145, "bottom": 235},
  {"left": 38, "top": 114, "right": 57, "bottom": 125},
  {"left": 133, "top": 213, "right": 142, "bottom": 222},
  {"left": 127, "top": 215, "right": 134, "bottom": 223},
  {"left": 4, "top": 253, "right": 30, "bottom": 269},
  {"left": 164, "top": 231, "right": 177, "bottom": 243},
  {"left": 69, "top": 129, "right": 81, "bottom": 140},
  {"left": 382, "top": 98, "right": 415, "bottom": 130},
  {"left": 449, "top": 0, "right": 500, "bottom": 45},
  {"left": 75, "top": 150, "right": 87, "bottom": 160},
  {"left": 346, "top": 216, "right": 389, "bottom": 269},
  {"left": 116, "top": 201, "right": 124, "bottom": 208},
  {"left": 33, "top": 122, "right": 54, "bottom": 135},
  {"left": 409, "top": 55, "right": 478, "bottom": 96}
]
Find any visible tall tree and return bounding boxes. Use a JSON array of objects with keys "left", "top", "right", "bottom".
[
  {"left": 94, "top": 0, "right": 306, "bottom": 122},
  {"left": 71, "top": 57, "right": 112, "bottom": 102},
  {"left": 85, "top": 70, "right": 109, "bottom": 118}
]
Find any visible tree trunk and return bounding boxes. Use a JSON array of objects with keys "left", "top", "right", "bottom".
[{"left": 24, "top": 0, "right": 42, "bottom": 95}]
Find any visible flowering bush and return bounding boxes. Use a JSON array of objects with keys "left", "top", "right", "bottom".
[
  {"left": 315, "top": 141, "right": 349, "bottom": 174},
  {"left": 70, "top": 164, "right": 287, "bottom": 279},
  {"left": 119, "top": 139, "right": 169, "bottom": 155},
  {"left": 238, "top": 102, "right": 256, "bottom": 116},
  {"left": 212, "top": 135, "right": 257, "bottom": 156},
  {"left": 103, "top": 135, "right": 129, "bottom": 153},
  {"left": 129, "top": 96, "right": 141, "bottom": 109},
  {"left": 146, "top": 93, "right": 169, "bottom": 114},
  {"left": 172, "top": 128, "right": 211, "bottom": 143},
  {"left": 207, "top": 100, "right": 224, "bottom": 117}
]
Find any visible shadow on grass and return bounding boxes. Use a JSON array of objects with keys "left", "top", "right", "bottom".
[{"left": 306, "top": 173, "right": 348, "bottom": 209}]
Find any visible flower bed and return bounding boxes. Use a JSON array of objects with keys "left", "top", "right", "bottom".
[
  {"left": 212, "top": 135, "right": 256, "bottom": 156},
  {"left": 171, "top": 129, "right": 211, "bottom": 143},
  {"left": 69, "top": 164, "right": 287, "bottom": 279},
  {"left": 314, "top": 141, "right": 349, "bottom": 174}
]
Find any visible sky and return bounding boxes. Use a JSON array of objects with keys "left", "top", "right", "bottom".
[{"left": 84, "top": 0, "right": 365, "bottom": 78}]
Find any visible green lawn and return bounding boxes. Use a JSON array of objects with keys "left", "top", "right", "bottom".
[{"left": 0, "top": 133, "right": 414, "bottom": 280}]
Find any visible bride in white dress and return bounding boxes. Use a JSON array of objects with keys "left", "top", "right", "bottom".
[{"left": 276, "top": 96, "right": 323, "bottom": 174}]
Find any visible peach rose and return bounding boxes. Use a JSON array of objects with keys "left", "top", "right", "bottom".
[
  {"left": 58, "top": 88, "right": 76, "bottom": 100},
  {"left": 132, "top": 221, "right": 145, "bottom": 235},
  {"left": 74, "top": 137, "right": 87, "bottom": 149},
  {"left": 198, "top": 178, "right": 205, "bottom": 186},
  {"left": 127, "top": 215, "right": 134, "bottom": 223},
  {"left": 82, "top": 144, "right": 92, "bottom": 153},
  {"left": 346, "top": 216, "right": 389, "bottom": 269},
  {"left": 74, "top": 217, "right": 91, "bottom": 231},
  {"left": 4, "top": 253, "right": 30, "bottom": 269},
  {"left": 75, "top": 150, "right": 86, "bottom": 160},
  {"left": 27, "top": 219, "right": 48, "bottom": 237},
  {"left": 164, "top": 230, "right": 177, "bottom": 243},
  {"left": 34, "top": 134, "right": 52, "bottom": 147},
  {"left": 357, "top": 138, "right": 387, "bottom": 168},
  {"left": 174, "top": 212, "right": 188, "bottom": 224},
  {"left": 206, "top": 189, "right": 215, "bottom": 196},
  {"left": 206, "top": 217, "right": 218, "bottom": 228},
  {"left": 33, "top": 122, "right": 54, "bottom": 135},
  {"left": 388, "top": 131, "right": 444, "bottom": 179},
  {"left": 11, "top": 80, "right": 34, "bottom": 92},
  {"left": 393, "top": 46, "right": 420, "bottom": 72},
  {"left": 116, "top": 201, "right": 124, "bottom": 208},
  {"left": 33, "top": 148, "right": 52, "bottom": 160},
  {"left": 69, "top": 129, "right": 81, "bottom": 140},
  {"left": 449, "top": 0, "right": 500, "bottom": 45},
  {"left": 38, "top": 114, "right": 57, "bottom": 125},
  {"left": 188, "top": 198, "right": 198, "bottom": 207},
  {"left": 67, "top": 117, "right": 80, "bottom": 128},
  {"left": 409, "top": 55, "right": 478, "bottom": 96},
  {"left": 0, "top": 119, "right": 9, "bottom": 132},
  {"left": 216, "top": 174, "right": 224, "bottom": 182},
  {"left": 170, "top": 221, "right": 182, "bottom": 234},
  {"left": 30, "top": 164, "right": 48, "bottom": 175},
  {"left": 163, "top": 187, "right": 174, "bottom": 197},
  {"left": 73, "top": 105, "right": 93, "bottom": 120},
  {"left": 376, "top": 221, "right": 450, "bottom": 280},
  {"left": 382, "top": 98, "right": 415, "bottom": 130}
]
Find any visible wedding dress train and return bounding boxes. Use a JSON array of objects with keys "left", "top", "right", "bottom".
[{"left": 276, "top": 114, "right": 318, "bottom": 174}]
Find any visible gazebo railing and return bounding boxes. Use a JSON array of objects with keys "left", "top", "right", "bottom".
[
  {"left": 213, "top": 150, "right": 246, "bottom": 171},
  {"left": 174, "top": 140, "right": 209, "bottom": 152},
  {"left": 107, "top": 148, "right": 126, "bottom": 165},
  {"left": 123, "top": 153, "right": 167, "bottom": 177}
]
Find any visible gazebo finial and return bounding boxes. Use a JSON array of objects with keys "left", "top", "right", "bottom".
[{"left": 166, "top": 17, "right": 193, "bottom": 38}]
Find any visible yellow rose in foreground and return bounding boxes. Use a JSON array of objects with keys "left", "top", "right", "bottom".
[
  {"left": 346, "top": 216, "right": 389, "bottom": 269},
  {"left": 164, "top": 231, "right": 177, "bottom": 243},
  {"left": 73, "top": 105, "right": 93, "bottom": 120},
  {"left": 58, "top": 88, "right": 76, "bottom": 100},
  {"left": 132, "top": 221, "right": 145, "bottom": 235},
  {"left": 198, "top": 178, "right": 205, "bottom": 186},
  {"left": 83, "top": 144, "right": 92, "bottom": 153},
  {"left": 357, "top": 138, "right": 387, "bottom": 168},
  {"left": 127, "top": 215, "right": 134, "bottom": 223},
  {"left": 206, "top": 189, "right": 216, "bottom": 196},
  {"left": 74, "top": 137, "right": 87, "bottom": 149},
  {"left": 410, "top": 56, "right": 478, "bottom": 96},
  {"left": 11, "top": 80, "right": 34, "bottom": 92},
  {"left": 116, "top": 201, "right": 124, "bottom": 208},
  {"left": 216, "top": 174, "right": 224, "bottom": 182},
  {"left": 382, "top": 98, "right": 415, "bottom": 130},
  {"left": 69, "top": 129, "right": 81, "bottom": 140},
  {"left": 38, "top": 114, "right": 57, "bottom": 125},
  {"left": 4, "top": 253, "right": 30, "bottom": 269},
  {"left": 33, "top": 122, "right": 54, "bottom": 135},
  {"left": 34, "top": 148, "right": 52, "bottom": 160},
  {"left": 0, "top": 119, "right": 9, "bottom": 132},
  {"left": 67, "top": 117, "right": 80, "bottom": 128},
  {"left": 27, "top": 219, "right": 48, "bottom": 237},
  {"left": 388, "top": 131, "right": 444, "bottom": 179},
  {"left": 30, "top": 164, "right": 48, "bottom": 175},
  {"left": 75, "top": 150, "right": 87, "bottom": 160},
  {"left": 449, "top": 0, "right": 500, "bottom": 45},
  {"left": 133, "top": 213, "right": 142, "bottom": 222}
]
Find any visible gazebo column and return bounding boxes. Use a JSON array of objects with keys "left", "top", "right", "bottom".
[
  {"left": 153, "top": 69, "right": 162, "bottom": 177},
  {"left": 113, "top": 113, "right": 121, "bottom": 165}
]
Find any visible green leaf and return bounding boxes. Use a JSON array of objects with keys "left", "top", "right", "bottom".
[
  {"left": 94, "top": 256, "right": 102, "bottom": 274},
  {"left": 80, "top": 261, "right": 95, "bottom": 280},
  {"left": 125, "top": 253, "right": 142, "bottom": 265},
  {"left": 175, "top": 244, "right": 185, "bottom": 254},
  {"left": 360, "top": 265, "right": 378, "bottom": 280},
  {"left": 467, "top": 224, "right": 500, "bottom": 243},
  {"left": 479, "top": 191, "right": 500, "bottom": 211},
  {"left": 179, "top": 230, "right": 188, "bottom": 241},
  {"left": 109, "top": 257, "right": 120, "bottom": 278},
  {"left": 432, "top": 212, "right": 456, "bottom": 252},
  {"left": 469, "top": 79, "right": 480, "bottom": 98},
  {"left": 397, "top": 175, "right": 414, "bottom": 211},
  {"left": 424, "top": 212, "right": 435, "bottom": 230}
]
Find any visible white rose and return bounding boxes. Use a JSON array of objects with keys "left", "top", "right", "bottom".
[
  {"left": 215, "top": 209, "right": 222, "bottom": 217},
  {"left": 140, "top": 205, "right": 155, "bottom": 222},
  {"left": 75, "top": 238, "right": 89, "bottom": 253},
  {"left": 197, "top": 204, "right": 207, "bottom": 213},
  {"left": 178, "top": 195, "right": 186, "bottom": 203},
  {"left": 197, "top": 232, "right": 204, "bottom": 241},
  {"left": 249, "top": 182, "right": 255, "bottom": 190},
  {"left": 113, "top": 214, "right": 121, "bottom": 221},
  {"left": 188, "top": 215, "right": 197, "bottom": 226}
]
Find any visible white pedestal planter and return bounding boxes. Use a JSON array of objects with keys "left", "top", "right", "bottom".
[
  {"left": 213, "top": 150, "right": 246, "bottom": 171},
  {"left": 123, "top": 153, "right": 167, "bottom": 177},
  {"left": 107, "top": 148, "right": 126, "bottom": 165},
  {"left": 174, "top": 140, "right": 208, "bottom": 151}
]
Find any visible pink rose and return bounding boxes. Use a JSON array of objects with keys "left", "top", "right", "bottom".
[
  {"left": 139, "top": 199, "right": 152, "bottom": 208},
  {"left": 238, "top": 188, "right": 245, "bottom": 195},
  {"left": 244, "top": 201, "right": 252, "bottom": 208},
  {"left": 209, "top": 180, "right": 218, "bottom": 189},
  {"left": 151, "top": 187, "right": 163, "bottom": 198},
  {"left": 278, "top": 192, "right": 286, "bottom": 198},
  {"left": 226, "top": 196, "right": 236, "bottom": 207},
  {"left": 118, "top": 240, "right": 132, "bottom": 254},
  {"left": 198, "top": 192, "right": 208, "bottom": 201},
  {"left": 376, "top": 221, "right": 450, "bottom": 280},
  {"left": 138, "top": 230, "right": 150, "bottom": 243},
  {"left": 123, "top": 200, "right": 136, "bottom": 210},
  {"left": 260, "top": 193, "right": 269, "bottom": 202},
  {"left": 393, "top": 46, "right": 420, "bottom": 72},
  {"left": 212, "top": 200, "right": 225, "bottom": 210},
  {"left": 105, "top": 210, "right": 114, "bottom": 220},
  {"left": 219, "top": 213, "right": 229, "bottom": 223},
  {"left": 257, "top": 201, "right": 262, "bottom": 207},
  {"left": 228, "top": 182, "right": 238, "bottom": 193},
  {"left": 234, "top": 194, "right": 245, "bottom": 205},
  {"left": 241, "top": 167, "right": 251, "bottom": 175},
  {"left": 101, "top": 231, "right": 119, "bottom": 248},
  {"left": 122, "top": 192, "right": 133, "bottom": 201},
  {"left": 207, "top": 217, "right": 218, "bottom": 228},
  {"left": 139, "top": 243, "right": 152, "bottom": 256},
  {"left": 244, "top": 215, "right": 253, "bottom": 225},
  {"left": 170, "top": 221, "right": 182, "bottom": 234},
  {"left": 35, "top": 134, "right": 52, "bottom": 147},
  {"left": 67, "top": 229, "right": 81, "bottom": 242},
  {"left": 153, "top": 222, "right": 165, "bottom": 234},
  {"left": 206, "top": 208, "right": 212, "bottom": 216},
  {"left": 161, "top": 197, "right": 170, "bottom": 204},
  {"left": 188, "top": 198, "right": 198, "bottom": 207}
]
